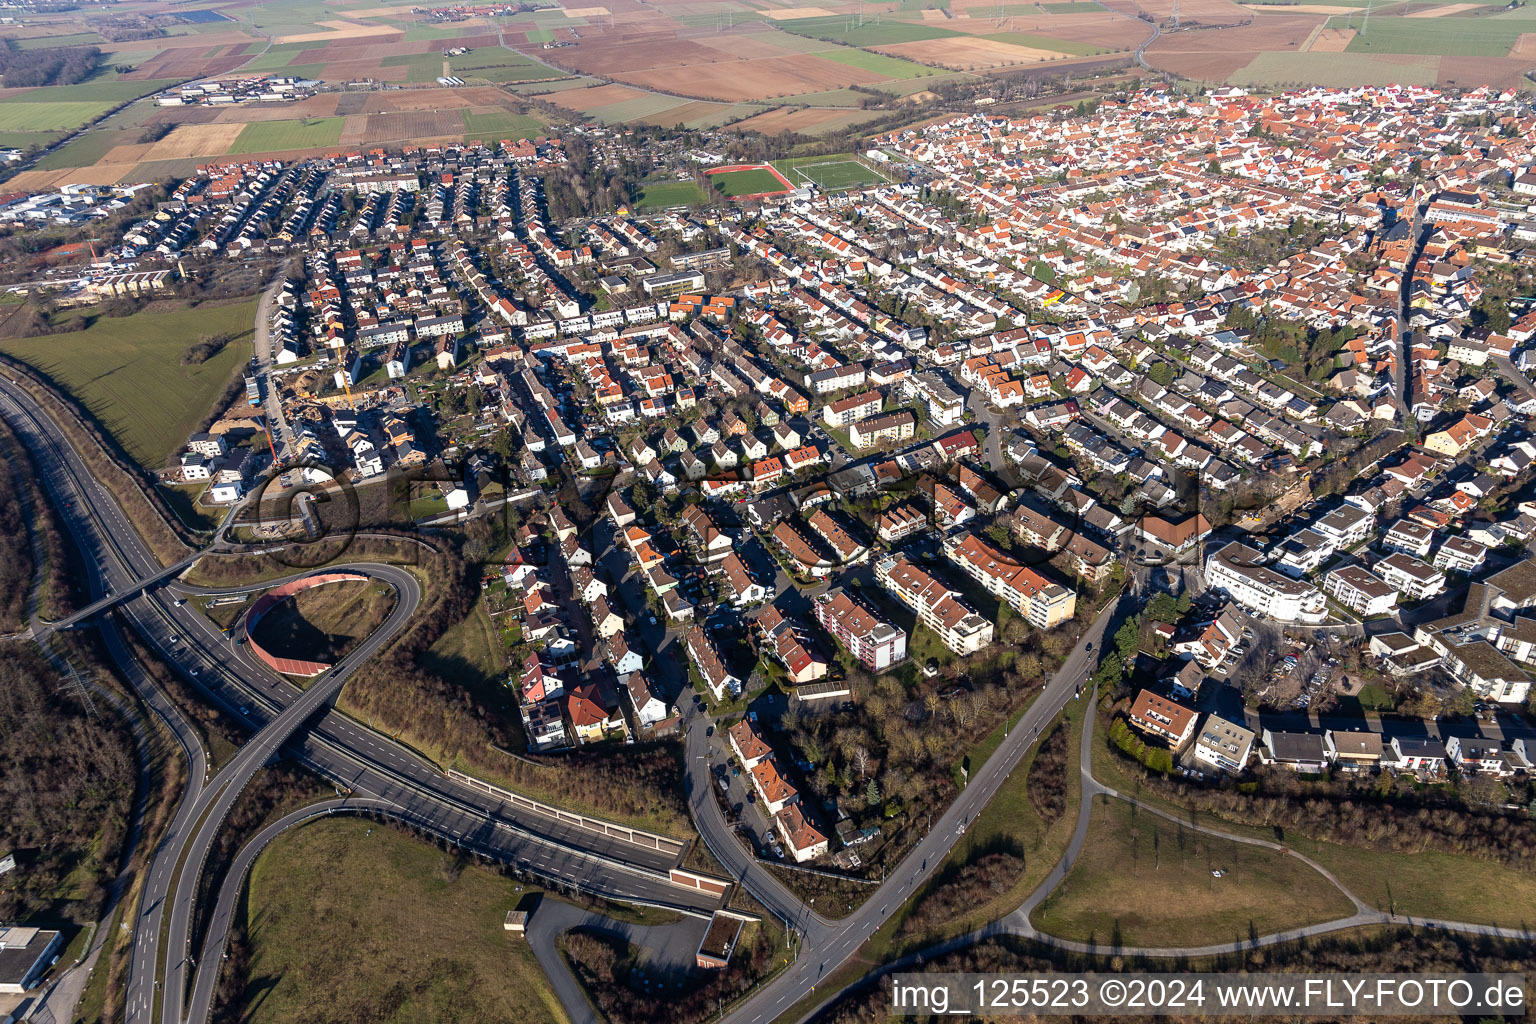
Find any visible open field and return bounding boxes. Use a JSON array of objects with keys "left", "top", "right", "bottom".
[
  {"left": 1229, "top": 48, "right": 1442, "bottom": 83},
  {"left": 146, "top": 123, "right": 249, "bottom": 160},
  {"left": 1033, "top": 795, "right": 1355, "bottom": 946},
  {"left": 461, "top": 109, "right": 548, "bottom": 140},
  {"left": 0, "top": 300, "right": 257, "bottom": 469},
  {"left": 772, "top": 154, "right": 887, "bottom": 190},
  {"left": 878, "top": 34, "right": 1083, "bottom": 67},
  {"left": 817, "top": 47, "right": 941, "bottom": 77},
  {"left": 239, "top": 817, "right": 566, "bottom": 1024},
  {"left": 228, "top": 116, "right": 346, "bottom": 154},
  {"left": 1295, "top": 838, "right": 1536, "bottom": 927},
  {"left": 726, "top": 104, "right": 885, "bottom": 135},
  {"left": 0, "top": 101, "right": 116, "bottom": 133},
  {"left": 612, "top": 52, "right": 885, "bottom": 101},
  {"left": 1332, "top": 13, "right": 1525, "bottom": 53},
  {"left": 707, "top": 164, "right": 795, "bottom": 196},
  {"left": 636, "top": 179, "right": 709, "bottom": 209}
]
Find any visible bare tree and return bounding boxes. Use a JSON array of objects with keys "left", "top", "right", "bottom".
[{"left": 852, "top": 745, "right": 871, "bottom": 779}]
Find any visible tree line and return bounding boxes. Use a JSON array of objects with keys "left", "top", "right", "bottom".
[
  {"left": 0, "top": 644, "right": 135, "bottom": 925},
  {"left": 0, "top": 44, "right": 101, "bottom": 88}
]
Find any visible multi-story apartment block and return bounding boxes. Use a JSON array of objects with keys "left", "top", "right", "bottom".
[
  {"left": 814, "top": 588, "right": 908, "bottom": 672},
  {"left": 1323, "top": 564, "right": 1399, "bottom": 617},
  {"left": 1374, "top": 551, "right": 1447, "bottom": 601},
  {"left": 1382, "top": 519, "right": 1435, "bottom": 558},
  {"left": 822, "top": 390, "right": 883, "bottom": 427},
  {"left": 1204, "top": 542, "right": 1327, "bottom": 624},
  {"left": 1127, "top": 689, "right": 1198, "bottom": 748},
  {"left": 849, "top": 410, "right": 916, "bottom": 449},
  {"left": 1432, "top": 536, "right": 1488, "bottom": 575},
  {"left": 941, "top": 533, "right": 1076, "bottom": 628},
  {"left": 1193, "top": 715, "right": 1255, "bottom": 775},
  {"left": 874, "top": 555, "right": 993, "bottom": 655}
]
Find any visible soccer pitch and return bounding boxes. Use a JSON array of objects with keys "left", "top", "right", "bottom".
[{"left": 772, "top": 156, "right": 888, "bottom": 191}]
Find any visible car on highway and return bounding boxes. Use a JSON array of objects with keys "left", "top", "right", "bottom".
[{"left": 239, "top": 706, "right": 249, "bottom": 716}]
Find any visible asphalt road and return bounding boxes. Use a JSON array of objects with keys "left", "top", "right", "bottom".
[
  {"left": 701, "top": 590, "right": 1128, "bottom": 1024},
  {"left": 0, "top": 376, "right": 726, "bottom": 1024}
]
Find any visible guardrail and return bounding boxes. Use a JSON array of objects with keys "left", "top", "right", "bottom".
[{"left": 445, "top": 768, "right": 688, "bottom": 857}]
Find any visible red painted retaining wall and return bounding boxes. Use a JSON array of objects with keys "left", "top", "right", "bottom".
[{"left": 245, "top": 572, "right": 370, "bottom": 677}]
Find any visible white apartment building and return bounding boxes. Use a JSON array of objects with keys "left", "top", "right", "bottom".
[
  {"left": 1204, "top": 542, "right": 1327, "bottom": 624},
  {"left": 1192, "top": 715, "right": 1255, "bottom": 775},
  {"left": 1323, "top": 564, "right": 1399, "bottom": 617},
  {"left": 1374, "top": 551, "right": 1447, "bottom": 601}
]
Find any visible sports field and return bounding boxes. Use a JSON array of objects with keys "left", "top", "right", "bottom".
[
  {"left": 0, "top": 300, "right": 257, "bottom": 469},
  {"left": 228, "top": 116, "right": 346, "bottom": 154},
  {"left": 707, "top": 164, "right": 795, "bottom": 197},
  {"left": 772, "top": 154, "right": 888, "bottom": 190},
  {"left": 637, "top": 180, "right": 708, "bottom": 209}
]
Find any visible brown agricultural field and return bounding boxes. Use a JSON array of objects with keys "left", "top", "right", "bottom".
[
  {"left": 615, "top": 52, "right": 881, "bottom": 99},
  {"left": 1438, "top": 55, "right": 1533, "bottom": 88},
  {"left": 546, "top": 83, "right": 655, "bottom": 112},
  {"left": 1148, "top": 13, "right": 1323, "bottom": 53},
  {"left": 1511, "top": 32, "right": 1536, "bottom": 58},
  {"left": 143, "top": 123, "right": 248, "bottom": 161},
  {"left": 359, "top": 87, "right": 508, "bottom": 112},
  {"left": 1307, "top": 27, "right": 1356, "bottom": 50},
  {"left": 877, "top": 36, "right": 1075, "bottom": 69},
  {"left": 727, "top": 104, "right": 868, "bottom": 134},
  {"left": 1150, "top": 49, "right": 1260, "bottom": 78},
  {"left": 354, "top": 109, "right": 468, "bottom": 143},
  {"left": 213, "top": 95, "right": 342, "bottom": 123}
]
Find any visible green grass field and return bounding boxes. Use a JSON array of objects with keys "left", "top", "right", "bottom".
[
  {"left": 31, "top": 128, "right": 131, "bottom": 170},
  {"left": 1229, "top": 50, "right": 1440, "bottom": 86},
  {"left": 982, "top": 30, "right": 1108, "bottom": 55},
  {"left": 228, "top": 116, "right": 345, "bottom": 154},
  {"left": 381, "top": 51, "right": 451, "bottom": 83},
  {"left": 448, "top": 48, "right": 554, "bottom": 81},
  {"left": 1032, "top": 795, "right": 1355, "bottom": 946},
  {"left": 0, "top": 101, "right": 115, "bottom": 132},
  {"left": 14, "top": 31, "right": 106, "bottom": 49},
  {"left": 816, "top": 48, "right": 938, "bottom": 78},
  {"left": 461, "top": 109, "right": 546, "bottom": 140},
  {"left": 240, "top": 817, "right": 567, "bottom": 1024},
  {"left": 9, "top": 79, "right": 185, "bottom": 104},
  {"left": 778, "top": 16, "right": 959, "bottom": 44},
  {"left": 1328, "top": 14, "right": 1524, "bottom": 54},
  {"left": 709, "top": 165, "right": 792, "bottom": 196},
  {"left": 636, "top": 179, "right": 707, "bottom": 209},
  {"left": 772, "top": 154, "right": 887, "bottom": 191},
  {"left": 1292, "top": 837, "right": 1536, "bottom": 927},
  {"left": 0, "top": 300, "right": 257, "bottom": 469}
]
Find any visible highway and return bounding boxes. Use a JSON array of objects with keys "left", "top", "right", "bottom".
[
  {"left": 5, "top": 357, "right": 1139, "bottom": 1024},
  {"left": 0, "top": 375, "right": 728, "bottom": 1024}
]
